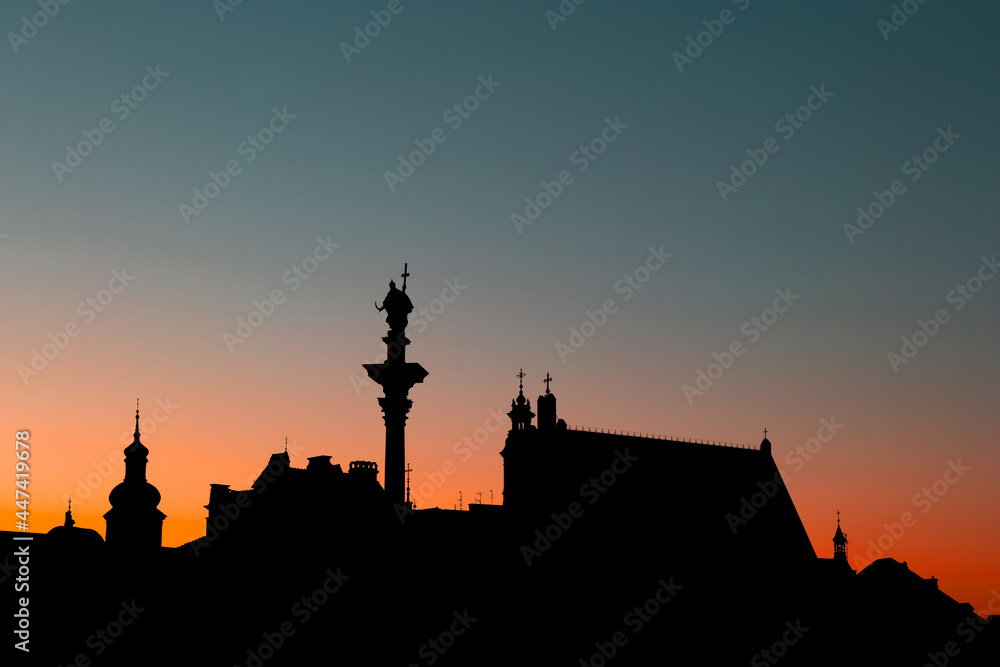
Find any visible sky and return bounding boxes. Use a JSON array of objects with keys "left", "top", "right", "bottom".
[{"left": 2, "top": 0, "right": 999, "bottom": 614}]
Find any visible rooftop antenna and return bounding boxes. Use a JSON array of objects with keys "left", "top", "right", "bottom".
[
  {"left": 490, "top": 490, "right": 494, "bottom": 505},
  {"left": 476, "top": 491, "right": 482, "bottom": 505},
  {"left": 405, "top": 463, "right": 413, "bottom": 509},
  {"left": 458, "top": 491, "right": 463, "bottom": 511}
]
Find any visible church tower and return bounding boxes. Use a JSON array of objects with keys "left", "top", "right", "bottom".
[
  {"left": 507, "top": 369, "right": 535, "bottom": 431},
  {"left": 833, "top": 512, "right": 848, "bottom": 564},
  {"left": 536, "top": 372, "right": 556, "bottom": 431},
  {"left": 104, "top": 403, "right": 166, "bottom": 552}
]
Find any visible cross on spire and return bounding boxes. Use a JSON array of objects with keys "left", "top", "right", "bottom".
[
  {"left": 763, "top": 427, "right": 768, "bottom": 438},
  {"left": 837, "top": 509, "right": 841, "bottom": 525},
  {"left": 405, "top": 463, "right": 413, "bottom": 507},
  {"left": 517, "top": 368, "right": 525, "bottom": 392},
  {"left": 400, "top": 263, "right": 409, "bottom": 291},
  {"left": 543, "top": 372, "right": 553, "bottom": 394}
]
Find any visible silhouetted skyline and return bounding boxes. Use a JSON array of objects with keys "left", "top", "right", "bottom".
[{"left": 2, "top": 1, "right": 999, "bottom": 662}]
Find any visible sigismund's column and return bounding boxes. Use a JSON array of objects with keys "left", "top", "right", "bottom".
[{"left": 363, "top": 265, "right": 427, "bottom": 529}]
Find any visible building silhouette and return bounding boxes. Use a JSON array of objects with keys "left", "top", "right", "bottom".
[
  {"left": 4, "top": 270, "right": 998, "bottom": 666},
  {"left": 102, "top": 404, "right": 166, "bottom": 553}
]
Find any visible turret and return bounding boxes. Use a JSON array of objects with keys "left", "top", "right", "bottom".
[
  {"left": 104, "top": 401, "right": 166, "bottom": 552},
  {"left": 508, "top": 369, "right": 535, "bottom": 431},
  {"left": 537, "top": 372, "right": 557, "bottom": 431}
]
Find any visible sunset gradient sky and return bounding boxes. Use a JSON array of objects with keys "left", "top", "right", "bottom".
[{"left": 2, "top": 0, "right": 999, "bottom": 614}]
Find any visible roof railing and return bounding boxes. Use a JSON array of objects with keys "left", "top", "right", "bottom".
[{"left": 566, "top": 425, "right": 757, "bottom": 450}]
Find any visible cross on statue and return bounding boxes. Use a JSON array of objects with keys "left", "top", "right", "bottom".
[
  {"left": 543, "top": 372, "right": 553, "bottom": 393},
  {"left": 400, "top": 263, "right": 410, "bottom": 291}
]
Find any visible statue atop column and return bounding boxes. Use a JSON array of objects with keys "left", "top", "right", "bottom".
[
  {"left": 363, "top": 263, "right": 427, "bottom": 530},
  {"left": 375, "top": 278, "right": 413, "bottom": 335}
]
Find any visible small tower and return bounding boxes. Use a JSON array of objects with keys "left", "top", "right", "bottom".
[
  {"left": 64, "top": 498, "right": 76, "bottom": 528},
  {"left": 537, "top": 372, "right": 557, "bottom": 431},
  {"left": 760, "top": 427, "right": 772, "bottom": 456},
  {"left": 833, "top": 511, "right": 848, "bottom": 564},
  {"left": 104, "top": 402, "right": 166, "bottom": 552},
  {"left": 507, "top": 369, "right": 535, "bottom": 431},
  {"left": 49, "top": 496, "right": 104, "bottom": 550}
]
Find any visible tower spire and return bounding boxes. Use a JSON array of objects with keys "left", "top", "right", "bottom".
[
  {"left": 106, "top": 404, "right": 165, "bottom": 551},
  {"left": 833, "top": 511, "right": 848, "bottom": 564},
  {"left": 508, "top": 368, "right": 535, "bottom": 431}
]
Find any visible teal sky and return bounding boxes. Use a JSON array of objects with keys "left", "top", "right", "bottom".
[
  {"left": 3, "top": 0, "right": 997, "bottom": 340},
  {"left": 2, "top": 0, "right": 999, "bottom": 606}
]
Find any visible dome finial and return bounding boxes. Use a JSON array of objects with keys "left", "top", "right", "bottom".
[
  {"left": 64, "top": 498, "right": 75, "bottom": 528},
  {"left": 135, "top": 398, "right": 141, "bottom": 438}
]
